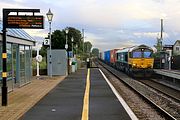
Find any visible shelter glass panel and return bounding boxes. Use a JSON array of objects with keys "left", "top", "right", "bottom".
[
  {"left": 19, "top": 45, "right": 25, "bottom": 86},
  {"left": 25, "top": 46, "right": 31, "bottom": 83},
  {"left": 12, "top": 44, "right": 18, "bottom": 85},
  {"left": 7, "top": 43, "right": 13, "bottom": 91}
]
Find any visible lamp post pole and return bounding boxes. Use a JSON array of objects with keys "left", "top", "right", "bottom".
[
  {"left": 36, "top": 42, "right": 40, "bottom": 76},
  {"left": 71, "top": 37, "right": 74, "bottom": 57},
  {"left": 65, "top": 27, "right": 69, "bottom": 74},
  {"left": 82, "top": 29, "right": 84, "bottom": 57},
  {"left": 46, "top": 9, "right": 53, "bottom": 77},
  {"left": 49, "top": 21, "right": 52, "bottom": 77}
]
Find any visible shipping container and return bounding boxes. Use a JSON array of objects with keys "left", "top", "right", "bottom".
[
  {"left": 110, "top": 49, "right": 119, "bottom": 63},
  {"left": 104, "top": 50, "right": 111, "bottom": 63}
]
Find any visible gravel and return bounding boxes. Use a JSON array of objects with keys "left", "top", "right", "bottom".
[{"left": 98, "top": 62, "right": 180, "bottom": 120}]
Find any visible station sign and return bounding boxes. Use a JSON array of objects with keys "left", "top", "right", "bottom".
[
  {"left": 6, "top": 15, "right": 44, "bottom": 29},
  {"left": 44, "top": 38, "right": 50, "bottom": 45},
  {"left": 163, "top": 45, "right": 173, "bottom": 50}
]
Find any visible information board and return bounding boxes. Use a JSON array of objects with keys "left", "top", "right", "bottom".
[{"left": 6, "top": 15, "right": 44, "bottom": 29}]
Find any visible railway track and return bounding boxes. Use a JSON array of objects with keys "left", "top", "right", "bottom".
[
  {"left": 94, "top": 59, "right": 180, "bottom": 120},
  {"left": 138, "top": 79, "right": 180, "bottom": 102}
]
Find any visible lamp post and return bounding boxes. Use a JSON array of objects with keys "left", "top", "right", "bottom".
[
  {"left": 36, "top": 42, "right": 40, "bottom": 77},
  {"left": 65, "top": 27, "right": 69, "bottom": 49},
  {"left": 65, "top": 27, "right": 69, "bottom": 74},
  {"left": 71, "top": 37, "right": 74, "bottom": 58},
  {"left": 46, "top": 8, "right": 53, "bottom": 77},
  {"left": 75, "top": 44, "right": 78, "bottom": 56}
]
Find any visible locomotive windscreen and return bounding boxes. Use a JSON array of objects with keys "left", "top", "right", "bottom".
[
  {"left": 132, "top": 52, "right": 141, "bottom": 58},
  {"left": 132, "top": 48, "right": 152, "bottom": 58},
  {"left": 144, "top": 51, "right": 152, "bottom": 58}
]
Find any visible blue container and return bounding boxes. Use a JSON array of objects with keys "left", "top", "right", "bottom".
[{"left": 104, "top": 50, "right": 111, "bottom": 63}]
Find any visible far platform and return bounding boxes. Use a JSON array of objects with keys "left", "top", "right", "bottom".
[{"left": 153, "top": 69, "right": 180, "bottom": 80}]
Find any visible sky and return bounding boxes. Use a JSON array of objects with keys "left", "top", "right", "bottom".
[{"left": 0, "top": 0, "right": 180, "bottom": 51}]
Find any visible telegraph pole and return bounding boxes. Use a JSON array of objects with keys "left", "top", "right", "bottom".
[{"left": 160, "top": 19, "right": 163, "bottom": 50}]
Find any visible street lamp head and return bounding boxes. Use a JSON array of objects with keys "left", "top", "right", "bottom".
[
  {"left": 46, "top": 8, "right": 53, "bottom": 22},
  {"left": 71, "top": 37, "right": 74, "bottom": 42},
  {"left": 65, "top": 27, "right": 69, "bottom": 34}
]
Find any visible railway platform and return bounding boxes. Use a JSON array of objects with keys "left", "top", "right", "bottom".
[
  {"left": 20, "top": 68, "right": 136, "bottom": 120},
  {"left": 153, "top": 69, "right": 180, "bottom": 90},
  {"left": 153, "top": 69, "right": 180, "bottom": 80},
  {"left": 0, "top": 76, "right": 65, "bottom": 120}
]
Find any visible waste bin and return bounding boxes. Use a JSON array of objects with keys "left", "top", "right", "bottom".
[{"left": 72, "top": 61, "right": 76, "bottom": 72}]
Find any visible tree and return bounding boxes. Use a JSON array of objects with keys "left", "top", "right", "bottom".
[
  {"left": 92, "top": 48, "right": 99, "bottom": 57},
  {"left": 84, "top": 41, "right": 92, "bottom": 53},
  {"left": 62, "top": 27, "right": 82, "bottom": 52},
  {"left": 40, "top": 27, "right": 93, "bottom": 60},
  {"left": 40, "top": 46, "right": 48, "bottom": 57},
  {"left": 51, "top": 30, "right": 65, "bottom": 49},
  {"left": 32, "top": 49, "right": 37, "bottom": 57}
]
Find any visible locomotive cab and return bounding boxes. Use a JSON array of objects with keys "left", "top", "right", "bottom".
[
  {"left": 128, "top": 45, "right": 154, "bottom": 77},
  {"left": 129, "top": 47, "right": 154, "bottom": 69}
]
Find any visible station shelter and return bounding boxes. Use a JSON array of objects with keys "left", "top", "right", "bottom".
[{"left": 0, "top": 22, "right": 35, "bottom": 92}]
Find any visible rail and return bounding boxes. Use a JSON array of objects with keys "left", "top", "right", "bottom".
[{"left": 95, "top": 59, "right": 178, "bottom": 120}]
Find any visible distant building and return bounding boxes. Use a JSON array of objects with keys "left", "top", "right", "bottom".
[
  {"left": 173, "top": 40, "right": 180, "bottom": 56},
  {"left": 0, "top": 22, "right": 35, "bottom": 92}
]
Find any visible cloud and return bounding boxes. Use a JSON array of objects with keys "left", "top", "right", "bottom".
[
  {"left": 1, "top": 0, "right": 180, "bottom": 51},
  {"left": 24, "top": 29, "right": 48, "bottom": 41},
  {"left": 133, "top": 32, "right": 169, "bottom": 39}
]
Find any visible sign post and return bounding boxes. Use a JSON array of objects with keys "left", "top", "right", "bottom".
[{"left": 2, "top": 8, "right": 44, "bottom": 106}]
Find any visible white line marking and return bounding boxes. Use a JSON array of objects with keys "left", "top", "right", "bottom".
[{"left": 99, "top": 69, "right": 138, "bottom": 120}]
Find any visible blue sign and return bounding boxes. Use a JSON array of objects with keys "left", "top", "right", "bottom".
[{"left": 68, "top": 51, "right": 73, "bottom": 58}]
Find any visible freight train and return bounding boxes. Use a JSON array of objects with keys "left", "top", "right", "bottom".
[{"left": 99, "top": 44, "right": 154, "bottom": 77}]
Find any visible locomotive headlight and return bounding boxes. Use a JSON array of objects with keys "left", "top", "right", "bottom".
[{"left": 133, "top": 63, "right": 136, "bottom": 66}]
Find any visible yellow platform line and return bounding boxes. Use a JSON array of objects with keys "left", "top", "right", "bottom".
[{"left": 81, "top": 69, "right": 90, "bottom": 120}]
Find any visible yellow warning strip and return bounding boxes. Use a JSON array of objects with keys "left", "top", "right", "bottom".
[
  {"left": 81, "top": 68, "right": 90, "bottom": 120},
  {"left": 2, "top": 53, "right": 7, "bottom": 58},
  {"left": 2, "top": 72, "right": 7, "bottom": 78}
]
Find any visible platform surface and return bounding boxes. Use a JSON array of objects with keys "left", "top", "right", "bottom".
[
  {"left": 21, "top": 68, "right": 132, "bottom": 120},
  {"left": 154, "top": 69, "right": 180, "bottom": 79},
  {"left": 89, "top": 69, "right": 131, "bottom": 120},
  {"left": 0, "top": 76, "right": 65, "bottom": 120}
]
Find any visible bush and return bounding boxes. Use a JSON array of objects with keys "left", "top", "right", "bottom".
[{"left": 72, "top": 61, "right": 76, "bottom": 65}]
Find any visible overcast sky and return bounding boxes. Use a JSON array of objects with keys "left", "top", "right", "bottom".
[{"left": 0, "top": 0, "right": 180, "bottom": 51}]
